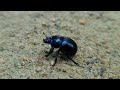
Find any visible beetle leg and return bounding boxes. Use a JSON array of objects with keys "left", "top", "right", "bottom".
[
  {"left": 70, "top": 58, "right": 80, "bottom": 66},
  {"left": 52, "top": 49, "right": 60, "bottom": 66},
  {"left": 45, "top": 47, "right": 54, "bottom": 57},
  {"left": 67, "top": 56, "right": 80, "bottom": 67}
]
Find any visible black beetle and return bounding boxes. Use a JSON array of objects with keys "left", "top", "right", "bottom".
[{"left": 43, "top": 32, "right": 80, "bottom": 66}]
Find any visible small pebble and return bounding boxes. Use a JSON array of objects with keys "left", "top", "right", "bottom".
[
  {"left": 79, "top": 19, "right": 87, "bottom": 25},
  {"left": 0, "top": 59, "right": 5, "bottom": 64},
  {"left": 51, "top": 17, "right": 56, "bottom": 22},
  {"left": 50, "top": 61, "right": 55, "bottom": 66},
  {"left": 19, "top": 45, "right": 25, "bottom": 49},
  {"left": 36, "top": 67, "right": 42, "bottom": 72},
  {"left": 42, "top": 73, "right": 48, "bottom": 77},
  {"left": 22, "top": 57, "right": 29, "bottom": 61},
  {"left": 41, "top": 22, "right": 48, "bottom": 27}
]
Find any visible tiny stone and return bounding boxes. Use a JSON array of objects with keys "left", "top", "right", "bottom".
[
  {"left": 62, "top": 69, "right": 67, "bottom": 72},
  {"left": 19, "top": 45, "right": 25, "bottom": 49},
  {"left": 41, "top": 22, "right": 48, "bottom": 27},
  {"left": 79, "top": 19, "right": 87, "bottom": 25},
  {"left": 22, "top": 57, "right": 29, "bottom": 61},
  {"left": 0, "top": 59, "right": 5, "bottom": 64},
  {"left": 36, "top": 67, "right": 42, "bottom": 72},
  {"left": 51, "top": 17, "right": 56, "bottom": 22},
  {"left": 50, "top": 61, "right": 55, "bottom": 66},
  {"left": 42, "top": 73, "right": 48, "bottom": 77}
]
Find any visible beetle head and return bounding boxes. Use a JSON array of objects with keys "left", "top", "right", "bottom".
[{"left": 43, "top": 32, "right": 51, "bottom": 44}]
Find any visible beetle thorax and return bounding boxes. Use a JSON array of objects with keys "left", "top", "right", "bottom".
[{"left": 50, "top": 36, "right": 62, "bottom": 48}]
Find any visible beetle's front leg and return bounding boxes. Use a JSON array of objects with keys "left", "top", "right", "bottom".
[{"left": 45, "top": 47, "right": 54, "bottom": 57}]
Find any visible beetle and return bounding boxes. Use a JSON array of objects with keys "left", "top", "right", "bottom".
[{"left": 43, "top": 32, "right": 80, "bottom": 67}]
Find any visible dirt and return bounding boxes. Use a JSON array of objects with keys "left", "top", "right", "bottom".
[{"left": 0, "top": 11, "right": 120, "bottom": 79}]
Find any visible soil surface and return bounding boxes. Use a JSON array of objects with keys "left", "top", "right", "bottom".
[{"left": 0, "top": 11, "right": 120, "bottom": 79}]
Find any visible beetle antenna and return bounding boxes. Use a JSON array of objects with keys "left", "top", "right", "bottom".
[{"left": 43, "top": 32, "right": 47, "bottom": 37}]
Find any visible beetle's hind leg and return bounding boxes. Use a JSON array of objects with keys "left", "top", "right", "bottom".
[
  {"left": 45, "top": 47, "right": 54, "bottom": 57},
  {"left": 67, "top": 56, "right": 83, "bottom": 67},
  {"left": 69, "top": 57, "right": 80, "bottom": 66}
]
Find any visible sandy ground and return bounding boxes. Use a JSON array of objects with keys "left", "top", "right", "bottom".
[{"left": 0, "top": 11, "right": 120, "bottom": 79}]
